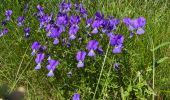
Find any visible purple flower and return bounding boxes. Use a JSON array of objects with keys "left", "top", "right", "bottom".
[
  {"left": 69, "top": 25, "right": 79, "bottom": 40},
  {"left": 114, "top": 63, "right": 119, "bottom": 71},
  {"left": 95, "top": 11, "right": 104, "bottom": 20},
  {"left": 74, "top": 3, "right": 79, "bottom": 11},
  {"left": 86, "top": 18, "right": 93, "bottom": 28},
  {"left": 76, "top": 51, "right": 86, "bottom": 68},
  {"left": 31, "top": 42, "right": 41, "bottom": 55},
  {"left": 24, "top": 28, "right": 30, "bottom": 38},
  {"left": 97, "top": 46, "right": 104, "bottom": 54},
  {"left": 17, "top": 16, "right": 25, "bottom": 26},
  {"left": 133, "top": 17, "right": 146, "bottom": 34},
  {"left": 112, "top": 44, "right": 123, "bottom": 53},
  {"left": 1, "top": 20, "right": 7, "bottom": 26},
  {"left": 46, "top": 59, "right": 59, "bottom": 76},
  {"left": 79, "top": 4, "right": 87, "bottom": 18},
  {"left": 35, "top": 53, "right": 45, "bottom": 70},
  {"left": 38, "top": 46, "right": 47, "bottom": 53},
  {"left": 37, "top": 4, "right": 44, "bottom": 11},
  {"left": 110, "top": 34, "right": 124, "bottom": 46},
  {"left": 87, "top": 40, "right": 99, "bottom": 56},
  {"left": 0, "top": 28, "right": 8, "bottom": 37},
  {"left": 50, "top": 27, "right": 62, "bottom": 44},
  {"left": 91, "top": 18, "right": 103, "bottom": 34},
  {"left": 69, "top": 15, "right": 81, "bottom": 25},
  {"left": 110, "top": 34, "right": 124, "bottom": 54},
  {"left": 123, "top": 17, "right": 146, "bottom": 35},
  {"left": 59, "top": 1, "right": 72, "bottom": 13},
  {"left": 5, "top": 10, "right": 12, "bottom": 21},
  {"left": 72, "top": 93, "right": 80, "bottom": 100},
  {"left": 56, "top": 13, "right": 68, "bottom": 26}
]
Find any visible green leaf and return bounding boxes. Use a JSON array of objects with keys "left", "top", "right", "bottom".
[
  {"left": 151, "top": 42, "right": 170, "bottom": 51},
  {"left": 157, "top": 57, "right": 169, "bottom": 64}
]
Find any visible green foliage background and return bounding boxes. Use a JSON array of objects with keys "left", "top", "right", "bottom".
[{"left": 0, "top": 0, "right": 170, "bottom": 99}]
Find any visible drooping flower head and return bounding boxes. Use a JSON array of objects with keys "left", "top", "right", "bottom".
[
  {"left": 35, "top": 53, "right": 45, "bottom": 70},
  {"left": 72, "top": 93, "right": 80, "bottom": 100},
  {"left": 24, "top": 27, "right": 30, "bottom": 38},
  {"left": 110, "top": 34, "right": 124, "bottom": 53},
  {"left": 5, "top": 10, "right": 12, "bottom": 21},
  {"left": 31, "top": 42, "right": 41, "bottom": 55},
  {"left": 86, "top": 40, "right": 99, "bottom": 56},
  {"left": 76, "top": 51, "right": 86, "bottom": 68},
  {"left": 46, "top": 59, "right": 59, "bottom": 76},
  {"left": 17, "top": 16, "right": 25, "bottom": 26}
]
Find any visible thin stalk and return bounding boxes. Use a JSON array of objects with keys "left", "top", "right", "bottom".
[{"left": 92, "top": 41, "right": 110, "bottom": 100}]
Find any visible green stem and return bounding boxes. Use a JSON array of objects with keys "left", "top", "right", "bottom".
[{"left": 92, "top": 41, "right": 110, "bottom": 100}]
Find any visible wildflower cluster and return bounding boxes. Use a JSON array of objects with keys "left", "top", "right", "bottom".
[
  {"left": 29, "top": 1, "right": 146, "bottom": 81},
  {"left": 1, "top": 1, "right": 146, "bottom": 99}
]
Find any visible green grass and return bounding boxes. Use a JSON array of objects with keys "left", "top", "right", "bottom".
[{"left": 0, "top": 0, "right": 170, "bottom": 99}]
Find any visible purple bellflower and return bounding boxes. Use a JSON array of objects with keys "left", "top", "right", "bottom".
[
  {"left": 76, "top": 51, "right": 86, "bottom": 68},
  {"left": 110, "top": 34, "right": 124, "bottom": 53},
  {"left": 72, "top": 93, "right": 80, "bottom": 100},
  {"left": 31, "top": 42, "right": 41, "bottom": 55},
  {"left": 17, "top": 16, "right": 25, "bottom": 26},
  {"left": 86, "top": 40, "right": 99, "bottom": 56},
  {"left": 46, "top": 59, "right": 59, "bottom": 76},
  {"left": 24, "top": 27, "right": 30, "bottom": 38},
  {"left": 35, "top": 53, "right": 45, "bottom": 70},
  {"left": 5, "top": 10, "right": 12, "bottom": 21}
]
